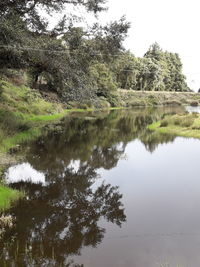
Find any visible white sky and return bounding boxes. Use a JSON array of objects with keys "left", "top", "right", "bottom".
[
  {"left": 50, "top": 0, "right": 200, "bottom": 91},
  {"left": 97, "top": 0, "right": 200, "bottom": 91}
]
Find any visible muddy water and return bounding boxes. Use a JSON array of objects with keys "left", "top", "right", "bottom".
[{"left": 1, "top": 107, "right": 200, "bottom": 267}]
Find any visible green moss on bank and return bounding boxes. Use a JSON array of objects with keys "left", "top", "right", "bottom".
[{"left": 148, "top": 113, "right": 200, "bottom": 139}]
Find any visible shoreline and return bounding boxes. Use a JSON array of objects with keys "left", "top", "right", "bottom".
[
  {"left": 148, "top": 113, "right": 200, "bottom": 140},
  {"left": 1, "top": 81, "right": 200, "bottom": 211}
]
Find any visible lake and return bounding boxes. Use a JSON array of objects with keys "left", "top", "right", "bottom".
[{"left": 1, "top": 106, "right": 200, "bottom": 267}]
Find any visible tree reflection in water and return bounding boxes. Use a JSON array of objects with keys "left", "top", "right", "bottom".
[
  {"left": 1, "top": 164, "right": 126, "bottom": 266},
  {"left": 1, "top": 106, "right": 185, "bottom": 266}
]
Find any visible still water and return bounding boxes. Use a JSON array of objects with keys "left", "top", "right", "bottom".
[{"left": 1, "top": 107, "right": 200, "bottom": 267}]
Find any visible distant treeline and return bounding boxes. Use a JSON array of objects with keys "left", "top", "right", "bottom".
[{"left": 0, "top": 0, "right": 190, "bottom": 104}]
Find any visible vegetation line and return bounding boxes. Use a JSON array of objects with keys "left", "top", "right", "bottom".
[{"left": 148, "top": 113, "right": 200, "bottom": 139}]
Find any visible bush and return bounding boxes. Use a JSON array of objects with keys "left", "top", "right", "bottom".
[
  {"left": 127, "top": 99, "right": 146, "bottom": 107},
  {"left": 107, "top": 92, "right": 121, "bottom": 107},
  {"left": 180, "top": 118, "right": 194, "bottom": 127},
  {"left": 160, "top": 120, "right": 168, "bottom": 127},
  {"left": 66, "top": 101, "right": 94, "bottom": 110},
  {"left": 173, "top": 118, "right": 181, "bottom": 126},
  {"left": 147, "top": 95, "right": 159, "bottom": 106},
  {"left": 82, "top": 100, "right": 95, "bottom": 109},
  {"left": 94, "top": 97, "right": 111, "bottom": 109},
  {"left": 164, "top": 100, "right": 182, "bottom": 106},
  {"left": 170, "top": 114, "right": 195, "bottom": 127},
  {"left": 190, "top": 101, "right": 199, "bottom": 107},
  {"left": 78, "top": 103, "right": 89, "bottom": 110},
  {"left": 67, "top": 101, "right": 79, "bottom": 109}
]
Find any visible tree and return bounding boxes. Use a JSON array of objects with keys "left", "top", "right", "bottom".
[
  {"left": 135, "top": 57, "right": 164, "bottom": 91},
  {"left": 89, "top": 62, "right": 117, "bottom": 98},
  {"left": 142, "top": 43, "right": 190, "bottom": 92},
  {"left": 144, "top": 42, "right": 163, "bottom": 61},
  {"left": 0, "top": 0, "right": 132, "bottom": 102},
  {"left": 111, "top": 52, "right": 139, "bottom": 89},
  {"left": 90, "top": 16, "right": 131, "bottom": 62}
]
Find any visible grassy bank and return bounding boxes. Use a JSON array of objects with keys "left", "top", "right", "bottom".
[
  {"left": 0, "top": 80, "right": 68, "bottom": 210},
  {"left": 148, "top": 113, "right": 200, "bottom": 139},
  {"left": 1, "top": 79, "right": 200, "bottom": 154},
  {"left": 0, "top": 80, "right": 128, "bottom": 154},
  {"left": 0, "top": 185, "right": 23, "bottom": 211},
  {"left": 1, "top": 79, "right": 200, "bottom": 211},
  {"left": 0, "top": 80, "right": 126, "bottom": 210},
  {"left": 0, "top": 80, "right": 66, "bottom": 152}
]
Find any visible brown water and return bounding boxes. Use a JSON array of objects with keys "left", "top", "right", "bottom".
[{"left": 1, "top": 107, "right": 200, "bottom": 267}]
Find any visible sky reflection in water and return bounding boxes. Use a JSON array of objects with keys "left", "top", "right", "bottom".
[{"left": 1, "top": 107, "right": 200, "bottom": 267}]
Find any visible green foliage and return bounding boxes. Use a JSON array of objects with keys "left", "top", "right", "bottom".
[
  {"left": 160, "top": 120, "right": 168, "bottom": 127},
  {"left": 144, "top": 42, "right": 164, "bottom": 61},
  {"left": 0, "top": 0, "right": 107, "bottom": 30},
  {"left": 0, "top": 80, "right": 63, "bottom": 115},
  {"left": 0, "top": 0, "right": 190, "bottom": 106},
  {"left": 96, "top": 98, "right": 111, "bottom": 109},
  {"left": 136, "top": 57, "right": 165, "bottom": 91},
  {"left": 149, "top": 113, "right": 200, "bottom": 140},
  {"left": 190, "top": 101, "right": 199, "bottom": 106},
  {"left": 0, "top": 0, "right": 131, "bottom": 105},
  {"left": 144, "top": 43, "right": 189, "bottom": 92},
  {"left": 0, "top": 79, "right": 66, "bottom": 152},
  {"left": 89, "top": 63, "right": 117, "bottom": 98},
  {"left": 174, "top": 115, "right": 195, "bottom": 127},
  {"left": 160, "top": 114, "right": 195, "bottom": 128},
  {"left": 0, "top": 110, "right": 30, "bottom": 134},
  {"left": 111, "top": 52, "right": 139, "bottom": 89},
  {"left": 0, "top": 185, "right": 23, "bottom": 211},
  {"left": 111, "top": 43, "right": 189, "bottom": 93}
]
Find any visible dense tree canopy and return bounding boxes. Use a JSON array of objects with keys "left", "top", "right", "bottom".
[
  {"left": 113, "top": 43, "right": 190, "bottom": 92},
  {"left": 0, "top": 1, "right": 190, "bottom": 105}
]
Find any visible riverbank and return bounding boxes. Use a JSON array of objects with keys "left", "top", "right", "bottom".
[
  {"left": 118, "top": 89, "right": 200, "bottom": 107},
  {"left": 1, "top": 79, "right": 200, "bottom": 211},
  {"left": 0, "top": 80, "right": 125, "bottom": 210},
  {"left": 0, "top": 80, "right": 66, "bottom": 210},
  {"left": 1, "top": 79, "right": 200, "bottom": 161},
  {"left": 148, "top": 113, "right": 200, "bottom": 139}
]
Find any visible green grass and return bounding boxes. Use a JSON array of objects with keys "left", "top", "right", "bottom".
[
  {"left": 0, "top": 80, "right": 63, "bottom": 115},
  {"left": 148, "top": 113, "right": 200, "bottom": 139},
  {"left": 0, "top": 128, "right": 42, "bottom": 153},
  {"left": 0, "top": 79, "right": 68, "bottom": 153},
  {"left": 28, "top": 112, "right": 68, "bottom": 122},
  {"left": 25, "top": 107, "right": 124, "bottom": 122},
  {"left": 0, "top": 185, "right": 23, "bottom": 211}
]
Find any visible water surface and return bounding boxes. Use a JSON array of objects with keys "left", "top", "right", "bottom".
[{"left": 1, "top": 107, "right": 200, "bottom": 267}]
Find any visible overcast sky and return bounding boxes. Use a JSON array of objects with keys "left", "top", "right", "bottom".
[
  {"left": 51, "top": 0, "right": 200, "bottom": 91},
  {"left": 95, "top": 0, "right": 200, "bottom": 91}
]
